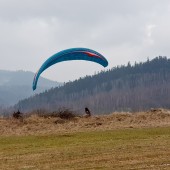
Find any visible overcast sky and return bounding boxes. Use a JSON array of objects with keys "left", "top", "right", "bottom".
[{"left": 0, "top": 0, "right": 170, "bottom": 82}]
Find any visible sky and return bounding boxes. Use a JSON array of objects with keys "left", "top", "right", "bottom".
[{"left": 0, "top": 0, "right": 170, "bottom": 82}]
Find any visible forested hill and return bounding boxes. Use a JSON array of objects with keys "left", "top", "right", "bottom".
[{"left": 15, "top": 56, "right": 170, "bottom": 114}]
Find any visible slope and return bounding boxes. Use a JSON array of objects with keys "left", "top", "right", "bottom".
[
  {"left": 15, "top": 56, "right": 170, "bottom": 113},
  {"left": 0, "top": 70, "right": 62, "bottom": 106}
]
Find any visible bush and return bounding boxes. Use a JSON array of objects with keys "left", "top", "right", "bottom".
[
  {"left": 34, "top": 108, "right": 79, "bottom": 119},
  {"left": 56, "top": 109, "right": 78, "bottom": 119}
]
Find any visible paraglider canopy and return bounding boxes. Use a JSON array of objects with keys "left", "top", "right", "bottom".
[{"left": 32, "top": 48, "right": 108, "bottom": 90}]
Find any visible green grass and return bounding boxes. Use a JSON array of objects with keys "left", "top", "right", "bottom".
[{"left": 0, "top": 127, "right": 170, "bottom": 170}]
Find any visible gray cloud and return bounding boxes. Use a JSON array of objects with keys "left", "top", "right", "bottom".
[{"left": 0, "top": 0, "right": 170, "bottom": 81}]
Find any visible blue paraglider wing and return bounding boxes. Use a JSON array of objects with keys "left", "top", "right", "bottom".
[{"left": 33, "top": 48, "right": 108, "bottom": 90}]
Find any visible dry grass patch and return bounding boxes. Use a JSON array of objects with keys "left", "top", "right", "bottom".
[{"left": 0, "top": 108, "right": 170, "bottom": 136}]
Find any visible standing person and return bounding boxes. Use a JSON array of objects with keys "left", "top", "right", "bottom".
[{"left": 85, "top": 107, "right": 91, "bottom": 117}]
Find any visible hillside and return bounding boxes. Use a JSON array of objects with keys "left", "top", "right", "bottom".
[
  {"left": 0, "top": 70, "right": 61, "bottom": 107},
  {"left": 15, "top": 56, "right": 170, "bottom": 114},
  {"left": 0, "top": 70, "right": 59, "bottom": 87}
]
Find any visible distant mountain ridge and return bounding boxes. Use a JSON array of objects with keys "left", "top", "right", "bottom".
[
  {"left": 0, "top": 70, "right": 59, "bottom": 86},
  {"left": 0, "top": 70, "right": 62, "bottom": 106},
  {"left": 14, "top": 56, "right": 170, "bottom": 114}
]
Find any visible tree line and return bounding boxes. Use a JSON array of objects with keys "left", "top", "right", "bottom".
[{"left": 13, "top": 56, "right": 170, "bottom": 114}]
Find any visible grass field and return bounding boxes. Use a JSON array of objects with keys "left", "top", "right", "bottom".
[
  {"left": 0, "top": 109, "right": 170, "bottom": 169},
  {"left": 0, "top": 127, "right": 170, "bottom": 170}
]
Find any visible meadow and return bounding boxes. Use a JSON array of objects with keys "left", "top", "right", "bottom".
[{"left": 0, "top": 109, "right": 170, "bottom": 169}]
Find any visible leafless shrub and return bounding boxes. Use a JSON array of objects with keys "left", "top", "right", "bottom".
[
  {"left": 33, "top": 108, "right": 80, "bottom": 120},
  {"left": 56, "top": 109, "right": 79, "bottom": 120},
  {"left": 13, "top": 110, "right": 23, "bottom": 122}
]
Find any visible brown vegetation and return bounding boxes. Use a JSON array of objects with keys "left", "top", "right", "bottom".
[
  {"left": 33, "top": 108, "right": 79, "bottom": 119},
  {"left": 12, "top": 110, "right": 23, "bottom": 122},
  {"left": 0, "top": 108, "right": 170, "bottom": 136}
]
